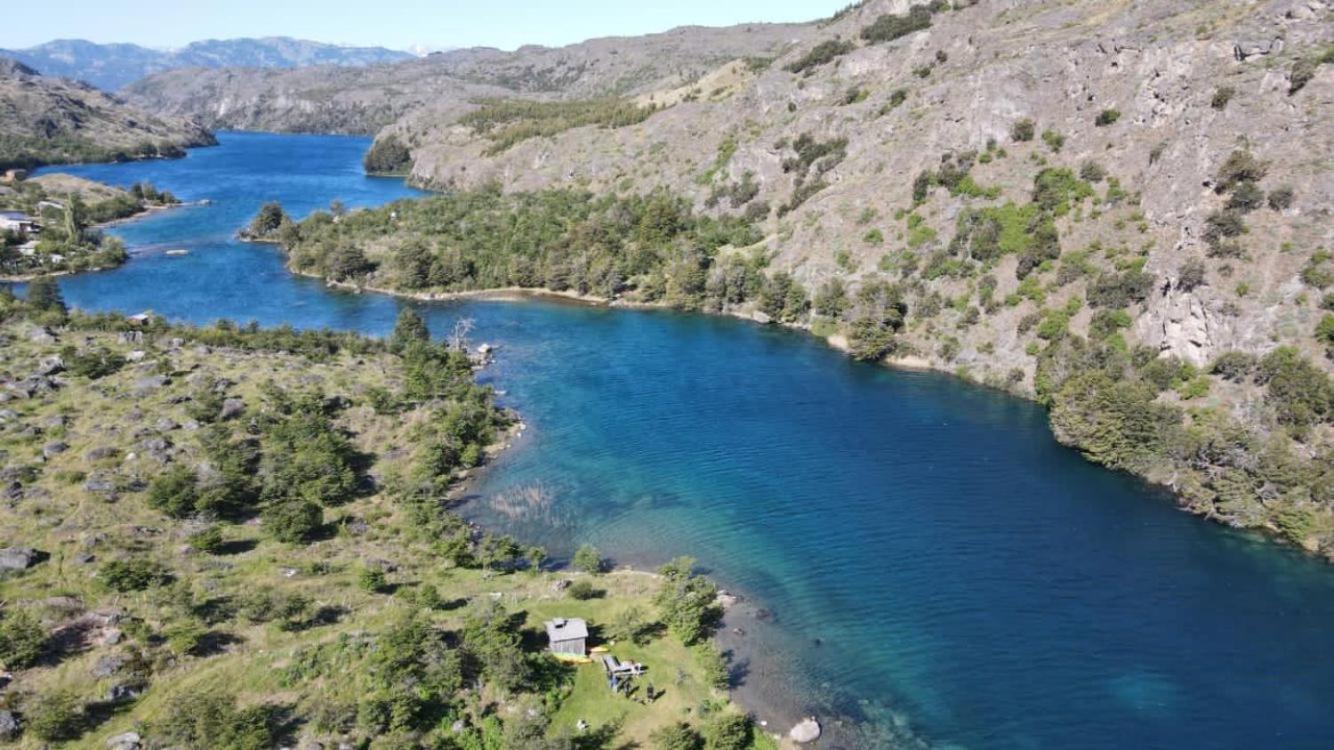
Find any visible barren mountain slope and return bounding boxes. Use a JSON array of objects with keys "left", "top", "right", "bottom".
[
  {"left": 0, "top": 58, "right": 216, "bottom": 170},
  {"left": 121, "top": 23, "right": 817, "bottom": 135}
]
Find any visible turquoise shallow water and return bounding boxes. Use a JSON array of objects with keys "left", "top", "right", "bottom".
[{"left": 23, "top": 133, "right": 1334, "bottom": 749}]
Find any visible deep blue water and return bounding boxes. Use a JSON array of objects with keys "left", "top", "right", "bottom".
[{"left": 25, "top": 132, "right": 1334, "bottom": 749}]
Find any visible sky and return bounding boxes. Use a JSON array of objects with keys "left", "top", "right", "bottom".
[{"left": 1, "top": 0, "right": 850, "bottom": 52}]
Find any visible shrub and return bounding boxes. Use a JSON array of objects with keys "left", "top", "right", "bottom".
[
  {"left": 1178, "top": 258, "right": 1207, "bottom": 290},
  {"left": 262, "top": 499, "right": 323, "bottom": 543},
  {"left": 784, "top": 39, "right": 855, "bottom": 74},
  {"left": 650, "top": 722, "right": 704, "bottom": 750},
  {"left": 1041, "top": 129, "right": 1065, "bottom": 152},
  {"left": 1267, "top": 186, "right": 1295, "bottom": 211},
  {"left": 357, "top": 567, "right": 389, "bottom": 593},
  {"left": 147, "top": 465, "right": 201, "bottom": 518},
  {"left": 704, "top": 713, "right": 753, "bottom": 750},
  {"left": 1094, "top": 108, "right": 1121, "bottom": 126},
  {"left": 695, "top": 643, "right": 730, "bottom": 690},
  {"left": 1289, "top": 58, "right": 1316, "bottom": 95},
  {"left": 1210, "top": 351, "right": 1257, "bottom": 382},
  {"left": 1087, "top": 270, "right": 1155, "bottom": 308},
  {"left": 459, "top": 98, "right": 656, "bottom": 154},
  {"left": 1317, "top": 314, "right": 1334, "bottom": 346},
  {"left": 363, "top": 135, "right": 411, "bottom": 175},
  {"left": 25, "top": 690, "right": 85, "bottom": 742},
  {"left": 860, "top": 6, "right": 933, "bottom": 44},
  {"left": 1203, "top": 210, "right": 1246, "bottom": 245},
  {"left": 607, "top": 605, "right": 654, "bottom": 646},
  {"left": 238, "top": 587, "right": 312, "bottom": 627},
  {"left": 1079, "top": 160, "right": 1107, "bottom": 183},
  {"left": 566, "top": 580, "right": 600, "bottom": 600},
  {"left": 63, "top": 346, "right": 126, "bottom": 379},
  {"left": 1226, "top": 181, "right": 1265, "bottom": 212},
  {"left": 572, "top": 543, "right": 605, "bottom": 574},
  {"left": 1211, "top": 86, "right": 1235, "bottom": 110},
  {"left": 152, "top": 689, "right": 279, "bottom": 750},
  {"left": 1011, "top": 118, "right": 1036, "bottom": 142},
  {"left": 187, "top": 525, "right": 227, "bottom": 554},
  {"left": 1214, "top": 149, "right": 1267, "bottom": 193},
  {"left": 0, "top": 608, "right": 46, "bottom": 669},
  {"left": 1257, "top": 347, "right": 1333, "bottom": 429},
  {"left": 101, "top": 558, "right": 171, "bottom": 592}
]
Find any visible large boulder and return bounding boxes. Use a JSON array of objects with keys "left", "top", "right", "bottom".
[
  {"left": 0, "top": 546, "right": 41, "bottom": 571},
  {"left": 789, "top": 718, "right": 821, "bottom": 744},
  {"left": 0, "top": 710, "right": 20, "bottom": 742}
]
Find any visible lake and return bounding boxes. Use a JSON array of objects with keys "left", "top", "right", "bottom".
[{"left": 26, "top": 132, "right": 1334, "bottom": 749}]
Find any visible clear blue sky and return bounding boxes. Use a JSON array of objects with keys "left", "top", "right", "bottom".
[{"left": 2, "top": 0, "right": 848, "bottom": 52}]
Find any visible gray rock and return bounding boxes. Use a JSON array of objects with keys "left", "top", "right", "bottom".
[
  {"left": 36, "top": 355, "right": 65, "bottom": 376},
  {"left": 28, "top": 327, "right": 56, "bottom": 344},
  {"left": 86, "top": 447, "right": 120, "bottom": 461},
  {"left": 789, "top": 718, "right": 821, "bottom": 744},
  {"left": 92, "top": 652, "right": 129, "bottom": 678},
  {"left": 105, "top": 683, "right": 143, "bottom": 704},
  {"left": 219, "top": 397, "right": 245, "bottom": 420},
  {"left": 155, "top": 418, "right": 179, "bottom": 432},
  {"left": 0, "top": 710, "right": 20, "bottom": 742},
  {"left": 42, "top": 440, "right": 70, "bottom": 459},
  {"left": 0, "top": 409, "right": 18, "bottom": 424},
  {"left": 0, "top": 547, "right": 40, "bottom": 570},
  {"left": 132, "top": 375, "right": 169, "bottom": 395},
  {"left": 105, "top": 730, "right": 142, "bottom": 749}
]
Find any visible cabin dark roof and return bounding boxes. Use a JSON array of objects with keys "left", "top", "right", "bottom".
[{"left": 544, "top": 617, "right": 588, "bottom": 642}]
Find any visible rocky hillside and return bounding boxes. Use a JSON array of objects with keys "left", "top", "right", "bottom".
[
  {"left": 0, "top": 58, "right": 215, "bottom": 171},
  {"left": 0, "top": 38, "right": 414, "bottom": 92},
  {"left": 238, "top": 0, "right": 1334, "bottom": 559},
  {"left": 121, "top": 23, "right": 817, "bottom": 135}
]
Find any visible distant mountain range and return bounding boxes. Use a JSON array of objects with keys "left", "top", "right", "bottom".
[{"left": 0, "top": 37, "right": 415, "bottom": 91}]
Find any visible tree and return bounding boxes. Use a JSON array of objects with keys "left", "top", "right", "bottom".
[
  {"left": 0, "top": 608, "right": 46, "bottom": 669},
  {"left": 147, "top": 465, "right": 201, "bottom": 518},
  {"left": 262, "top": 499, "right": 323, "bottom": 543},
  {"left": 573, "top": 543, "right": 605, "bottom": 574},
  {"left": 248, "top": 202, "right": 289, "bottom": 238},
  {"left": 101, "top": 558, "right": 172, "bottom": 592},
  {"left": 25, "top": 689, "right": 85, "bottom": 742},
  {"left": 654, "top": 557, "right": 720, "bottom": 645},
  {"left": 363, "top": 135, "right": 412, "bottom": 174},
  {"left": 25, "top": 276, "right": 66, "bottom": 316},
  {"left": 390, "top": 307, "right": 430, "bottom": 352}
]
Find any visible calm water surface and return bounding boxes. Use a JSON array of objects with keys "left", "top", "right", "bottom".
[{"left": 27, "top": 133, "right": 1334, "bottom": 749}]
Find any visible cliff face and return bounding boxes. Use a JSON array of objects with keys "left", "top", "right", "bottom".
[{"left": 0, "top": 58, "right": 216, "bottom": 170}]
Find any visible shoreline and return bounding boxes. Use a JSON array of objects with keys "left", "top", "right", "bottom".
[
  {"left": 450, "top": 418, "right": 847, "bottom": 747},
  {"left": 0, "top": 200, "right": 190, "bottom": 282}
]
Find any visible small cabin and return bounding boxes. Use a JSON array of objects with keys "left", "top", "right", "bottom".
[
  {"left": 544, "top": 617, "right": 588, "bottom": 657},
  {"left": 0, "top": 211, "right": 38, "bottom": 236}
]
